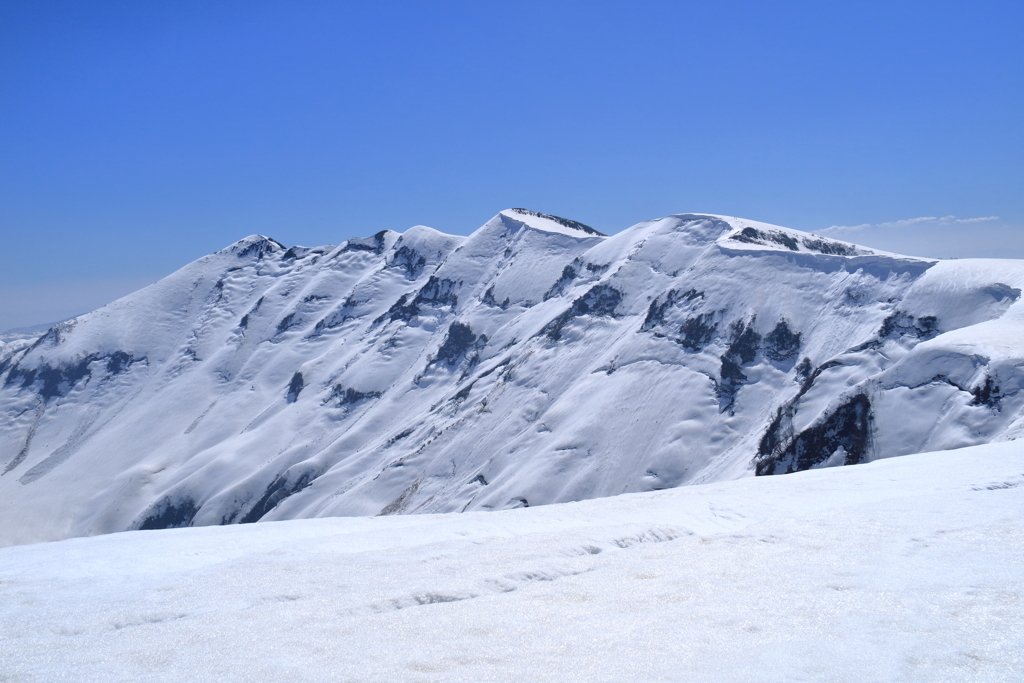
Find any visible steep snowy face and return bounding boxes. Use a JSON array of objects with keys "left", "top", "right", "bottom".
[{"left": 2, "top": 211, "right": 1023, "bottom": 546}]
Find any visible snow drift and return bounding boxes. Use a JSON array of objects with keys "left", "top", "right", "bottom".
[{"left": 2, "top": 441, "right": 1022, "bottom": 681}]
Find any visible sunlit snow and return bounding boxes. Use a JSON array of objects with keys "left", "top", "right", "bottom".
[
  {"left": 2, "top": 210, "right": 1024, "bottom": 547},
  {"left": 1, "top": 441, "right": 1021, "bottom": 682}
]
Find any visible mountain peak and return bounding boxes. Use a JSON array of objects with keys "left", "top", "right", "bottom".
[
  {"left": 717, "top": 220, "right": 872, "bottom": 257},
  {"left": 224, "top": 234, "right": 287, "bottom": 259},
  {"left": 501, "top": 208, "right": 605, "bottom": 237},
  {"left": 667, "top": 215, "right": 930, "bottom": 262}
]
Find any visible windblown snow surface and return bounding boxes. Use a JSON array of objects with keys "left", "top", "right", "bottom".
[
  {"left": 1, "top": 442, "right": 1022, "bottom": 682},
  {"left": 2, "top": 210, "right": 1024, "bottom": 546}
]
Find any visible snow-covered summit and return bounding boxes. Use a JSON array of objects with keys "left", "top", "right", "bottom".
[
  {"left": 499, "top": 208, "right": 606, "bottom": 237},
  {"left": 718, "top": 217, "right": 878, "bottom": 256},
  {"left": 220, "top": 234, "right": 287, "bottom": 259},
  {"left": 1, "top": 211, "right": 1023, "bottom": 546}
]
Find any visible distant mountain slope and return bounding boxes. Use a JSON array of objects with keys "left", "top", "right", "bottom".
[
  {"left": 2, "top": 210, "right": 1023, "bottom": 546},
  {"left": 0, "top": 321, "right": 69, "bottom": 343}
]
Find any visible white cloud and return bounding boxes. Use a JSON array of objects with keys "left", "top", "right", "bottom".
[
  {"left": 822, "top": 215, "right": 999, "bottom": 234},
  {"left": 821, "top": 223, "right": 871, "bottom": 233},
  {"left": 877, "top": 216, "right": 943, "bottom": 229},
  {"left": 955, "top": 216, "right": 1000, "bottom": 224}
]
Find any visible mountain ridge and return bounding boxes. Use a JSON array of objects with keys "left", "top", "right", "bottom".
[{"left": 1, "top": 210, "right": 1022, "bottom": 547}]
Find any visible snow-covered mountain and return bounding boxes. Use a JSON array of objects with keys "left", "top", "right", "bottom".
[{"left": 2, "top": 209, "right": 1023, "bottom": 546}]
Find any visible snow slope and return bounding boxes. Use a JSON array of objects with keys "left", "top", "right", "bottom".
[
  {"left": 1, "top": 441, "right": 1022, "bottom": 682},
  {"left": 2, "top": 209, "right": 1024, "bottom": 546}
]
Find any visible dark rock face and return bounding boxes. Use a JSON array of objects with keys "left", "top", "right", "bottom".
[
  {"left": 756, "top": 393, "right": 873, "bottom": 475},
  {"left": 543, "top": 265, "right": 577, "bottom": 301},
  {"left": 378, "top": 294, "right": 418, "bottom": 325},
  {"left": 983, "top": 283, "right": 1021, "bottom": 302},
  {"left": 342, "top": 230, "right": 390, "bottom": 254},
  {"left": 716, "top": 321, "right": 764, "bottom": 412},
  {"left": 679, "top": 313, "right": 717, "bottom": 351},
  {"left": 235, "top": 237, "right": 284, "bottom": 259},
  {"left": 482, "top": 286, "right": 510, "bottom": 309},
  {"left": 311, "top": 297, "right": 359, "bottom": 336},
  {"left": 729, "top": 227, "right": 799, "bottom": 251},
  {"left": 276, "top": 313, "right": 298, "bottom": 335},
  {"left": 878, "top": 311, "right": 939, "bottom": 341},
  {"left": 757, "top": 359, "right": 843, "bottom": 460},
  {"left": 574, "top": 285, "right": 622, "bottom": 317},
  {"left": 5, "top": 350, "right": 142, "bottom": 401},
  {"left": 105, "top": 351, "right": 135, "bottom": 375},
  {"left": 801, "top": 236, "right": 860, "bottom": 256},
  {"left": 720, "top": 356, "right": 747, "bottom": 382},
  {"left": 708, "top": 317, "right": 802, "bottom": 413},
  {"left": 286, "top": 372, "right": 304, "bottom": 403},
  {"left": 416, "top": 277, "right": 461, "bottom": 308},
  {"left": 281, "top": 246, "right": 328, "bottom": 262},
  {"left": 25, "top": 324, "right": 72, "bottom": 353},
  {"left": 323, "top": 385, "right": 382, "bottom": 407},
  {"left": 542, "top": 285, "right": 622, "bottom": 341},
  {"left": 971, "top": 375, "right": 1003, "bottom": 410},
  {"left": 642, "top": 289, "right": 702, "bottom": 331},
  {"left": 391, "top": 245, "right": 427, "bottom": 280},
  {"left": 764, "top": 321, "right": 801, "bottom": 361},
  {"left": 436, "top": 322, "right": 480, "bottom": 366},
  {"left": 238, "top": 297, "right": 264, "bottom": 329},
  {"left": 508, "top": 208, "right": 605, "bottom": 236},
  {"left": 5, "top": 355, "right": 96, "bottom": 399},
  {"left": 137, "top": 496, "right": 200, "bottom": 530},
  {"left": 849, "top": 311, "right": 940, "bottom": 352},
  {"left": 240, "top": 469, "right": 317, "bottom": 524},
  {"left": 727, "top": 322, "right": 762, "bottom": 364},
  {"left": 795, "top": 357, "right": 813, "bottom": 381},
  {"left": 378, "top": 277, "right": 461, "bottom": 325}
]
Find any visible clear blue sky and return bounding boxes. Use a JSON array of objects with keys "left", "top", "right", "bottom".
[{"left": 1, "top": 0, "right": 1022, "bottom": 330}]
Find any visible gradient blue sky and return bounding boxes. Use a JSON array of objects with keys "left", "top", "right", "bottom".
[{"left": 1, "top": 0, "right": 1022, "bottom": 330}]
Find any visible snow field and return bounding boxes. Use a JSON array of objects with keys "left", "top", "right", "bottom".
[{"left": 1, "top": 441, "right": 1021, "bottom": 682}]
